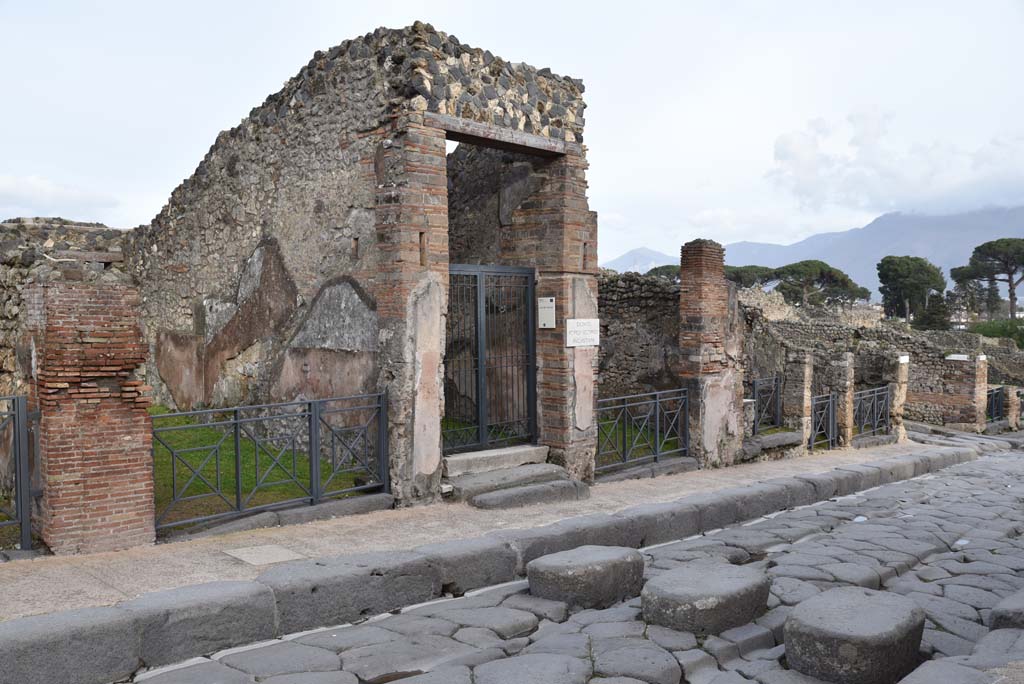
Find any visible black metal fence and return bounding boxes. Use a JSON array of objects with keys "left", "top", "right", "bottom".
[
  {"left": 153, "top": 392, "right": 389, "bottom": 532},
  {"left": 596, "top": 388, "right": 688, "bottom": 473},
  {"left": 853, "top": 385, "right": 891, "bottom": 437},
  {"left": 809, "top": 392, "right": 837, "bottom": 450},
  {"left": 751, "top": 376, "right": 782, "bottom": 435},
  {"left": 987, "top": 387, "right": 1005, "bottom": 422},
  {"left": 0, "top": 396, "right": 31, "bottom": 549}
]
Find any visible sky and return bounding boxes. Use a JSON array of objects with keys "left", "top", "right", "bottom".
[{"left": 1, "top": 1, "right": 1022, "bottom": 262}]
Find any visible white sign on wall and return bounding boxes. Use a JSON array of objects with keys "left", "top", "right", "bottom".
[
  {"left": 566, "top": 318, "right": 600, "bottom": 347},
  {"left": 538, "top": 297, "right": 556, "bottom": 329}
]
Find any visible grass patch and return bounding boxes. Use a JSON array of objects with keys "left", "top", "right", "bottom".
[
  {"left": 151, "top": 405, "right": 370, "bottom": 531},
  {"left": 596, "top": 417, "right": 684, "bottom": 470}
]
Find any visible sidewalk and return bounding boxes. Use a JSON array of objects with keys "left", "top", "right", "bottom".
[{"left": 0, "top": 442, "right": 928, "bottom": 622}]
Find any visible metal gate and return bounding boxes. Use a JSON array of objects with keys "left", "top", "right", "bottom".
[
  {"left": 444, "top": 265, "right": 536, "bottom": 454},
  {"left": 809, "top": 392, "right": 837, "bottom": 450},
  {"left": 0, "top": 396, "right": 32, "bottom": 549}
]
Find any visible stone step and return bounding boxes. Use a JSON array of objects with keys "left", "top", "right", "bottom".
[
  {"left": 445, "top": 462, "right": 569, "bottom": 502},
  {"left": 469, "top": 480, "right": 590, "bottom": 509},
  {"left": 444, "top": 444, "right": 549, "bottom": 478}
]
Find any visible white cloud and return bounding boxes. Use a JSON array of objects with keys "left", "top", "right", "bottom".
[
  {"left": 0, "top": 175, "right": 118, "bottom": 220},
  {"left": 768, "top": 115, "right": 1024, "bottom": 215}
]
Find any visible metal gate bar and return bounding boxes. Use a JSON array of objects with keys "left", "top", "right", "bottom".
[
  {"left": 809, "top": 392, "right": 837, "bottom": 450},
  {"left": 0, "top": 396, "right": 31, "bottom": 549},
  {"left": 444, "top": 264, "right": 536, "bottom": 454},
  {"left": 751, "top": 376, "right": 782, "bottom": 435},
  {"left": 853, "top": 386, "right": 890, "bottom": 436},
  {"left": 987, "top": 387, "right": 1005, "bottom": 422}
]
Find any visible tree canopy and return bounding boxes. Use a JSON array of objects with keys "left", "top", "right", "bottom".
[
  {"left": 767, "top": 260, "right": 870, "bottom": 307},
  {"left": 724, "top": 265, "right": 774, "bottom": 288},
  {"left": 952, "top": 238, "right": 1024, "bottom": 319},
  {"left": 877, "top": 255, "right": 946, "bottom": 321},
  {"left": 645, "top": 264, "right": 679, "bottom": 281}
]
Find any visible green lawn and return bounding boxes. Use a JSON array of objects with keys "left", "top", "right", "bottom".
[
  {"left": 596, "top": 416, "right": 685, "bottom": 470},
  {"left": 151, "top": 406, "right": 367, "bottom": 532}
]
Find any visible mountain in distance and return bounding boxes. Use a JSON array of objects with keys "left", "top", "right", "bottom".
[
  {"left": 602, "top": 206, "right": 1024, "bottom": 298},
  {"left": 601, "top": 246, "right": 675, "bottom": 274}
]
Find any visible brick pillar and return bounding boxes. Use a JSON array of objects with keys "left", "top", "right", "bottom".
[
  {"left": 782, "top": 350, "right": 813, "bottom": 446},
  {"left": 677, "top": 240, "right": 744, "bottom": 467},
  {"left": 833, "top": 352, "right": 855, "bottom": 447},
  {"left": 373, "top": 115, "right": 449, "bottom": 503},
  {"left": 890, "top": 353, "right": 910, "bottom": 441},
  {"left": 22, "top": 279, "right": 154, "bottom": 554},
  {"left": 1005, "top": 385, "right": 1020, "bottom": 431},
  {"left": 523, "top": 151, "right": 598, "bottom": 481},
  {"left": 935, "top": 354, "right": 987, "bottom": 432}
]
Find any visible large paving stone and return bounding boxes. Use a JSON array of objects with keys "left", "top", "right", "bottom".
[
  {"left": 413, "top": 537, "right": 518, "bottom": 595},
  {"left": 989, "top": 589, "right": 1024, "bottom": 629},
  {"left": 257, "top": 551, "right": 441, "bottom": 633},
  {"left": 641, "top": 560, "right": 770, "bottom": 635},
  {"left": 527, "top": 545, "right": 644, "bottom": 609},
  {"left": 896, "top": 660, "right": 993, "bottom": 683},
  {"left": 785, "top": 587, "right": 925, "bottom": 684},
  {"left": 123, "top": 580, "right": 277, "bottom": 667},
  {"left": 473, "top": 653, "right": 591, "bottom": 684},
  {"left": 0, "top": 605, "right": 141, "bottom": 684},
  {"left": 137, "top": 659, "right": 255, "bottom": 683},
  {"left": 592, "top": 638, "right": 681, "bottom": 684},
  {"left": 218, "top": 641, "right": 341, "bottom": 677},
  {"left": 340, "top": 634, "right": 480, "bottom": 681},
  {"left": 612, "top": 501, "right": 700, "bottom": 546}
]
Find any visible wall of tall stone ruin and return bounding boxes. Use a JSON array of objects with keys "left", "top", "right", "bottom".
[{"left": 120, "top": 22, "right": 587, "bottom": 415}]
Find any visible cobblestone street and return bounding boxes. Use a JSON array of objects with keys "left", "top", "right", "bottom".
[{"left": 133, "top": 452, "right": 1024, "bottom": 684}]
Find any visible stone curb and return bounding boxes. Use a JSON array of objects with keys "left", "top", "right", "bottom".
[{"left": 0, "top": 445, "right": 986, "bottom": 684}]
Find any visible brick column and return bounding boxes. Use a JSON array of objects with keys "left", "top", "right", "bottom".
[
  {"left": 890, "top": 353, "right": 910, "bottom": 441},
  {"left": 929, "top": 354, "right": 987, "bottom": 432},
  {"left": 832, "top": 352, "right": 855, "bottom": 447},
  {"left": 373, "top": 115, "right": 449, "bottom": 503},
  {"left": 1005, "top": 385, "right": 1020, "bottom": 431},
  {"left": 677, "top": 240, "right": 744, "bottom": 467},
  {"left": 520, "top": 151, "right": 598, "bottom": 481},
  {"left": 782, "top": 350, "right": 813, "bottom": 446},
  {"left": 22, "top": 279, "right": 154, "bottom": 554}
]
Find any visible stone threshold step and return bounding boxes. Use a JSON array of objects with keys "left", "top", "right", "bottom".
[
  {"left": 445, "top": 462, "right": 569, "bottom": 502},
  {"left": 469, "top": 480, "right": 590, "bottom": 509},
  {"left": 444, "top": 444, "right": 549, "bottom": 478}
]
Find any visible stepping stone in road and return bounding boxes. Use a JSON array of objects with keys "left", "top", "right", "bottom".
[
  {"left": 527, "top": 546, "right": 645, "bottom": 610},
  {"left": 641, "top": 560, "right": 771, "bottom": 636},
  {"left": 785, "top": 587, "right": 925, "bottom": 684}
]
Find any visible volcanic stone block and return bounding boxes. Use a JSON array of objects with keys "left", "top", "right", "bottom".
[
  {"left": 784, "top": 587, "right": 925, "bottom": 684},
  {"left": 641, "top": 561, "right": 771, "bottom": 635},
  {"left": 123, "top": 580, "right": 277, "bottom": 667},
  {"left": 527, "top": 545, "right": 645, "bottom": 609},
  {"left": 989, "top": 590, "right": 1024, "bottom": 629},
  {"left": 414, "top": 537, "right": 518, "bottom": 595}
]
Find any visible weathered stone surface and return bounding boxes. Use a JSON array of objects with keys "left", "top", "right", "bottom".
[
  {"left": 502, "top": 593, "right": 569, "bottom": 622},
  {"left": 896, "top": 660, "right": 992, "bottom": 683},
  {"left": 989, "top": 589, "right": 1024, "bottom": 629},
  {"left": 123, "top": 581, "right": 277, "bottom": 667},
  {"left": 642, "top": 561, "right": 770, "bottom": 635},
  {"left": 414, "top": 537, "right": 518, "bottom": 595},
  {"left": 297, "top": 625, "right": 397, "bottom": 652},
  {"left": 527, "top": 545, "right": 645, "bottom": 609},
  {"left": 218, "top": 642, "right": 340, "bottom": 677},
  {"left": 256, "top": 551, "right": 441, "bottom": 633},
  {"left": 473, "top": 653, "right": 591, "bottom": 684},
  {"left": 275, "top": 494, "right": 395, "bottom": 526},
  {"left": 470, "top": 480, "right": 589, "bottom": 509},
  {"left": 430, "top": 607, "right": 540, "bottom": 638},
  {"left": 592, "top": 638, "right": 681, "bottom": 684},
  {"left": 0, "top": 606, "right": 141, "bottom": 684},
  {"left": 263, "top": 673, "right": 359, "bottom": 684},
  {"left": 340, "top": 635, "right": 480, "bottom": 681},
  {"left": 447, "top": 463, "right": 569, "bottom": 501},
  {"left": 137, "top": 659, "right": 256, "bottom": 684},
  {"left": 394, "top": 666, "right": 474, "bottom": 684},
  {"left": 785, "top": 587, "right": 925, "bottom": 684},
  {"left": 613, "top": 501, "right": 700, "bottom": 547}
]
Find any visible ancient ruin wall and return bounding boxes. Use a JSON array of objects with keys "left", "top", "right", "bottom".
[
  {"left": 0, "top": 218, "right": 126, "bottom": 397},
  {"left": 122, "top": 22, "right": 587, "bottom": 411},
  {"left": 597, "top": 272, "right": 680, "bottom": 397}
]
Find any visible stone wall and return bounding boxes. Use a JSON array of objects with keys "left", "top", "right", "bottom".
[
  {"left": 0, "top": 218, "right": 125, "bottom": 397},
  {"left": 596, "top": 271, "right": 680, "bottom": 398}
]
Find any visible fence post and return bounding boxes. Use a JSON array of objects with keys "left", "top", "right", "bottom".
[
  {"left": 308, "top": 400, "right": 321, "bottom": 505},
  {"left": 15, "top": 396, "right": 31, "bottom": 550},
  {"left": 233, "top": 408, "right": 242, "bottom": 512},
  {"left": 654, "top": 393, "right": 661, "bottom": 463},
  {"left": 379, "top": 390, "right": 391, "bottom": 494}
]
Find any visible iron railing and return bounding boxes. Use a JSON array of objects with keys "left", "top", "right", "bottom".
[
  {"left": 596, "top": 388, "right": 688, "bottom": 473},
  {"left": 0, "top": 396, "right": 31, "bottom": 549},
  {"left": 153, "top": 392, "right": 389, "bottom": 532},
  {"left": 853, "top": 386, "right": 891, "bottom": 437},
  {"left": 809, "top": 392, "right": 837, "bottom": 450},
  {"left": 987, "top": 387, "right": 1005, "bottom": 422},
  {"left": 751, "top": 376, "right": 783, "bottom": 435}
]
